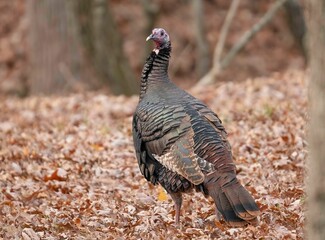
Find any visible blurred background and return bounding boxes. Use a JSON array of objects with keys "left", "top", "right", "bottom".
[{"left": 0, "top": 0, "right": 305, "bottom": 97}]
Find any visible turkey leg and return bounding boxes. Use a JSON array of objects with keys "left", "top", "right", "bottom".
[{"left": 169, "top": 192, "right": 182, "bottom": 225}]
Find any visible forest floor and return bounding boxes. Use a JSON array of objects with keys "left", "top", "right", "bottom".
[{"left": 0, "top": 70, "right": 307, "bottom": 239}]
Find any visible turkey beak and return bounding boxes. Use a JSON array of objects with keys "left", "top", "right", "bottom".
[{"left": 146, "top": 34, "right": 154, "bottom": 41}]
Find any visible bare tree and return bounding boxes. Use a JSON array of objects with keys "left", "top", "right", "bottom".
[
  {"left": 306, "top": 0, "right": 325, "bottom": 239},
  {"left": 28, "top": 0, "right": 92, "bottom": 95},
  {"left": 76, "top": 0, "right": 138, "bottom": 95},
  {"left": 197, "top": 0, "right": 288, "bottom": 86},
  {"left": 28, "top": 0, "right": 137, "bottom": 95},
  {"left": 284, "top": 0, "right": 306, "bottom": 57},
  {"left": 192, "top": 0, "right": 210, "bottom": 77},
  {"left": 142, "top": 0, "right": 159, "bottom": 59}
]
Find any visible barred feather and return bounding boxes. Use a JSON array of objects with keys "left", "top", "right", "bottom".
[{"left": 132, "top": 28, "right": 260, "bottom": 227}]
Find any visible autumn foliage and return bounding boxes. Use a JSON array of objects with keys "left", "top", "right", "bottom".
[{"left": 0, "top": 70, "right": 306, "bottom": 239}]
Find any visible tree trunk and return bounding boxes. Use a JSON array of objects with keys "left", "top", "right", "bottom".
[
  {"left": 76, "top": 0, "right": 138, "bottom": 96},
  {"left": 306, "top": 0, "right": 325, "bottom": 239},
  {"left": 284, "top": 0, "right": 306, "bottom": 58},
  {"left": 141, "top": 0, "right": 159, "bottom": 60},
  {"left": 192, "top": 0, "right": 210, "bottom": 78},
  {"left": 28, "top": 0, "right": 92, "bottom": 95}
]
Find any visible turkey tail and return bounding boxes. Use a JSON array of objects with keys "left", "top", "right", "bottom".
[{"left": 205, "top": 172, "right": 260, "bottom": 227}]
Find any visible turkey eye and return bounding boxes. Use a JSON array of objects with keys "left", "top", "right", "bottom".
[{"left": 160, "top": 31, "right": 164, "bottom": 36}]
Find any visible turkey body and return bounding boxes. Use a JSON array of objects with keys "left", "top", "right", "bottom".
[{"left": 132, "top": 29, "right": 260, "bottom": 227}]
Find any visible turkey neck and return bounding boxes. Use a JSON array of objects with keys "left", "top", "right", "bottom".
[{"left": 140, "top": 43, "right": 171, "bottom": 101}]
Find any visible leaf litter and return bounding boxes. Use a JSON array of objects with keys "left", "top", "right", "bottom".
[{"left": 0, "top": 70, "right": 307, "bottom": 239}]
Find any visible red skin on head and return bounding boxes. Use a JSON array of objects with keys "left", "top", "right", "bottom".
[
  {"left": 147, "top": 28, "right": 169, "bottom": 53},
  {"left": 152, "top": 29, "right": 163, "bottom": 48}
]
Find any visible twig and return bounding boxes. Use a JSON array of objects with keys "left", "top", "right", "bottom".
[
  {"left": 214, "top": 0, "right": 240, "bottom": 68},
  {"left": 197, "top": 0, "right": 239, "bottom": 86},
  {"left": 220, "top": 0, "right": 288, "bottom": 69},
  {"left": 197, "top": 0, "right": 288, "bottom": 86}
]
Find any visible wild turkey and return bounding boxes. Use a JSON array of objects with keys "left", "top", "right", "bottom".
[{"left": 132, "top": 28, "right": 260, "bottom": 227}]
